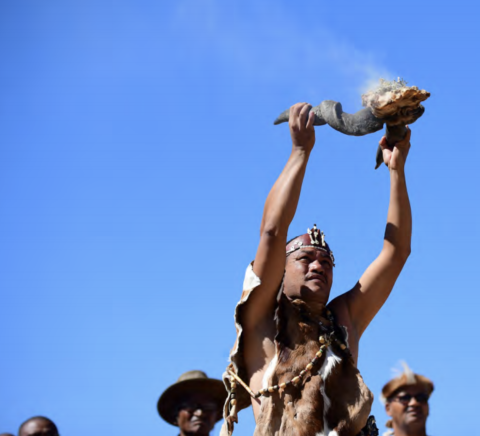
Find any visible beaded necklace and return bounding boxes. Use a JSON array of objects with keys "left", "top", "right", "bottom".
[{"left": 227, "top": 309, "right": 348, "bottom": 409}]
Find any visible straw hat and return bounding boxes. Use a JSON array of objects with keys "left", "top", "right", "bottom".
[{"left": 157, "top": 370, "right": 227, "bottom": 426}]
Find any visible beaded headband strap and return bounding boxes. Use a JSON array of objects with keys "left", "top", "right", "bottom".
[{"left": 286, "top": 224, "right": 335, "bottom": 266}]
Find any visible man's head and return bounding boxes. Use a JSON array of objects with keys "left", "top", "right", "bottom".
[
  {"left": 157, "top": 370, "right": 227, "bottom": 436},
  {"left": 18, "top": 416, "right": 59, "bottom": 436},
  {"left": 175, "top": 391, "right": 220, "bottom": 435},
  {"left": 381, "top": 363, "right": 433, "bottom": 435},
  {"left": 385, "top": 385, "right": 430, "bottom": 434},
  {"left": 284, "top": 225, "right": 335, "bottom": 305}
]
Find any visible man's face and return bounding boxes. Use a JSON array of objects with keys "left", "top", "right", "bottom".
[
  {"left": 283, "top": 247, "right": 333, "bottom": 304},
  {"left": 19, "top": 419, "right": 58, "bottom": 436},
  {"left": 385, "top": 386, "right": 430, "bottom": 432},
  {"left": 176, "top": 392, "right": 218, "bottom": 436}
]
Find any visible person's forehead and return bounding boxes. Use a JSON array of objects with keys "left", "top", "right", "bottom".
[{"left": 180, "top": 391, "right": 217, "bottom": 404}]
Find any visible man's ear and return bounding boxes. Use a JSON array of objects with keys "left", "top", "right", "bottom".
[{"left": 385, "top": 402, "right": 392, "bottom": 417}]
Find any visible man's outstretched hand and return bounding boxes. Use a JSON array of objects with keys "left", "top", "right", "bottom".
[
  {"left": 380, "top": 126, "right": 411, "bottom": 171},
  {"left": 289, "top": 103, "right": 316, "bottom": 154}
]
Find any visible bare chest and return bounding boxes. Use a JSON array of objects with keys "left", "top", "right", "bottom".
[{"left": 245, "top": 305, "right": 372, "bottom": 435}]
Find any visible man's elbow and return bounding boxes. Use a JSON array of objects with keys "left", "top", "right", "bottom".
[
  {"left": 260, "top": 221, "right": 288, "bottom": 241},
  {"left": 394, "top": 245, "right": 411, "bottom": 265},
  {"left": 384, "top": 244, "right": 411, "bottom": 266}
]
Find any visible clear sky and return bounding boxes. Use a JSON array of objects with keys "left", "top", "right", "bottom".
[{"left": 1, "top": 1, "right": 479, "bottom": 435}]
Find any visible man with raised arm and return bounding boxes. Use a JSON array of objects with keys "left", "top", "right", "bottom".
[{"left": 221, "top": 103, "right": 412, "bottom": 436}]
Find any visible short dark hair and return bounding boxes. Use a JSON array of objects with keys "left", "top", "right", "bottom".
[{"left": 19, "top": 417, "right": 59, "bottom": 436}]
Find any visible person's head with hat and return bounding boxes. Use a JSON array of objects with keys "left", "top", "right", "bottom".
[
  {"left": 158, "top": 370, "right": 227, "bottom": 436},
  {"left": 381, "top": 362, "right": 434, "bottom": 436}
]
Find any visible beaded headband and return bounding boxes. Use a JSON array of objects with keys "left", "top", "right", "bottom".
[{"left": 286, "top": 224, "right": 335, "bottom": 266}]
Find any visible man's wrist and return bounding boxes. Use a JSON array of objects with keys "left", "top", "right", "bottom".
[
  {"left": 291, "top": 146, "right": 312, "bottom": 158},
  {"left": 390, "top": 165, "right": 406, "bottom": 180}
]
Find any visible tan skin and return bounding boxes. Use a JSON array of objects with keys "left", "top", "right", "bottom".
[
  {"left": 385, "top": 386, "right": 430, "bottom": 436},
  {"left": 242, "top": 103, "right": 412, "bottom": 418},
  {"left": 176, "top": 393, "right": 219, "bottom": 436}
]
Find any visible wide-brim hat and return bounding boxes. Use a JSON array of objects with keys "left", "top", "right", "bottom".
[
  {"left": 380, "top": 362, "right": 434, "bottom": 404},
  {"left": 157, "top": 370, "right": 227, "bottom": 426}
]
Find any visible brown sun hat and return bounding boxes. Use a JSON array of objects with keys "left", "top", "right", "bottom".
[
  {"left": 380, "top": 362, "right": 434, "bottom": 404},
  {"left": 157, "top": 370, "right": 227, "bottom": 426}
]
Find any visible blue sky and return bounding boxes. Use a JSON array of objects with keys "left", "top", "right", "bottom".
[{"left": 1, "top": 1, "right": 479, "bottom": 435}]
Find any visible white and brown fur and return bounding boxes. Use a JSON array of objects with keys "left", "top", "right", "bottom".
[
  {"left": 252, "top": 295, "right": 373, "bottom": 436},
  {"left": 222, "top": 266, "right": 373, "bottom": 436}
]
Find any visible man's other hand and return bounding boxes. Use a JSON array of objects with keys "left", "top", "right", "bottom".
[
  {"left": 380, "top": 126, "right": 411, "bottom": 171},
  {"left": 289, "top": 103, "right": 316, "bottom": 154}
]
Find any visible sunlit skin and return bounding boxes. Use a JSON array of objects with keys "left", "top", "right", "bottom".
[
  {"left": 176, "top": 392, "right": 219, "bottom": 436},
  {"left": 385, "top": 386, "right": 430, "bottom": 436},
  {"left": 241, "top": 102, "right": 413, "bottom": 420},
  {"left": 283, "top": 248, "right": 333, "bottom": 305},
  {"left": 18, "top": 418, "right": 58, "bottom": 436}
]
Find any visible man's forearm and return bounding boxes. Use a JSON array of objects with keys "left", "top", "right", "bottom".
[
  {"left": 384, "top": 167, "right": 412, "bottom": 258},
  {"left": 261, "top": 149, "right": 310, "bottom": 237},
  {"left": 250, "top": 103, "right": 316, "bottom": 303}
]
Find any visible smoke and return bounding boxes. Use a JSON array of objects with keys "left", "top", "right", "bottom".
[
  {"left": 323, "top": 40, "right": 396, "bottom": 96},
  {"left": 170, "top": 0, "right": 396, "bottom": 100},
  {"left": 360, "top": 71, "right": 396, "bottom": 95}
]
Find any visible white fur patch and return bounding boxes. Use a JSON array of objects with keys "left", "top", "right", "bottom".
[
  {"left": 319, "top": 347, "right": 342, "bottom": 380},
  {"left": 241, "top": 264, "right": 261, "bottom": 301},
  {"left": 262, "top": 354, "right": 278, "bottom": 389},
  {"left": 315, "top": 431, "right": 339, "bottom": 436},
  {"left": 316, "top": 348, "right": 342, "bottom": 436},
  {"left": 319, "top": 383, "right": 331, "bottom": 435}
]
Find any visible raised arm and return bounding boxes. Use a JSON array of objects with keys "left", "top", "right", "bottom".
[
  {"left": 332, "top": 127, "right": 413, "bottom": 343},
  {"left": 242, "top": 103, "right": 316, "bottom": 329}
]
